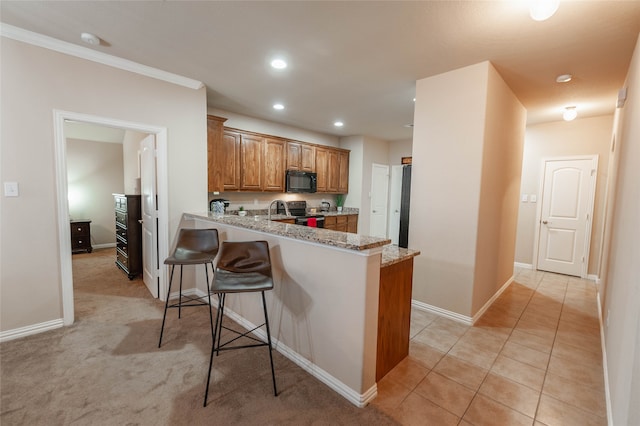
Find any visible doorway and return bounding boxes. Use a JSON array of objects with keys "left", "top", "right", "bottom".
[
  {"left": 54, "top": 110, "right": 169, "bottom": 326},
  {"left": 370, "top": 163, "right": 389, "bottom": 238},
  {"left": 534, "top": 156, "right": 598, "bottom": 278}
]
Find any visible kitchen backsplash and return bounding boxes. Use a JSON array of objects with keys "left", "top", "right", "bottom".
[{"left": 208, "top": 192, "right": 349, "bottom": 212}]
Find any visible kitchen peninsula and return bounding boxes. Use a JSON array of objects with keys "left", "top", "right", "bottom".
[{"left": 181, "top": 212, "right": 419, "bottom": 407}]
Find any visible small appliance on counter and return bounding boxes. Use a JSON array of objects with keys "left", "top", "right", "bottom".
[
  {"left": 277, "top": 200, "right": 325, "bottom": 228},
  {"left": 320, "top": 201, "right": 330, "bottom": 212},
  {"left": 210, "top": 198, "right": 229, "bottom": 215}
]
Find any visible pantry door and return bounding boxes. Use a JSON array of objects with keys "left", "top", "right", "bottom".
[
  {"left": 141, "top": 135, "right": 159, "bottom": 297},
  {"left": 535, "top": 156, "right": 597, "bottom": 277}
]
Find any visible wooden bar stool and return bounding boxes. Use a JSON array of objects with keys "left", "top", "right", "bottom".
[
  {"left": 203, "top": 240, "right": 277, "bottom": 407},
  {"left": 158, "top": 228, "right": 219, "bottom": 348}
]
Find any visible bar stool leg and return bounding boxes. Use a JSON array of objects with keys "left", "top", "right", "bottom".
[
  {"left": 262, "top": 291, "right": 278, "bottom": 396},
  {"left": 158, "top": 265, "right": 176, "bottom": 348},
  {"left": 204, "top": 262, "right": 215, "bottom": 342},
  {"left": 204, "top": 291, "right": 223, "bottom": 407},
  {"left": 178, "top": 265, "right": 184, "bottom": 318}
]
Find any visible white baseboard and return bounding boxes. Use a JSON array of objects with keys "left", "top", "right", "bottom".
[
  {"left": 472, "top": 275, "right": 514, "bottom": 324},
  {"left": 597, "top": 293, "right": 613, "bottom": 426},
  {"left": 587, "top": 274, "right": 600, "bottom": 283},
  {"left": 411, "top": 299, "right": 473, "bottom": 326},
  {"left": 0, "top": 318, "right": 64, "bottom": 343},
  {"left": 191, "top": 289, "right": 377, "bottom": 407},
  {"left": 514, "top": 262, "right": 533, "bottom": 270}
]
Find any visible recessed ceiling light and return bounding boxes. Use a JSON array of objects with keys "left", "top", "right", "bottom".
[
  {"left": 529, "top": 0, "right": 560, "bottom": 21},
  {"left": 273, "top": 103, "right": 285, "bottom": 110},
  {"left": 270, "top": 59, "right": 287, "bottom": 69},
  {"left": 556, "top": 74, "right": 573, "bottom": 83},
  {"left": 563, "top": 106, "right": 577, "bottom": 121},
  {"left": 334, "top": 121, "right": 344, "bottom": 127},
  {"left": 80, "top": 32, "right": 100, "bottom": 45}
]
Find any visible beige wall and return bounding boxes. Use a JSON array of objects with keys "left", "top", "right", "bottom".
[
  {"left": 411, "top": 62, "right": 489, "bottom": 316},
  {"left": 388, "top": 139, "right": 412, "bottom": 165},
  {"left": 66, "top": 139, "right": 124, "bottom": 246},
  {"left": 411, "top": 61, "right": 524, "bottom": 317},
  {"left": 0, "top": 38, "right": 207, "bottom": 332},
  {"left": 601, "top": 33, "right": 640, "bottom": 426},
  {"left": 472, "top": 65, "right": 526, "bottom": 313},
  {"left": 515, "top": 115, "right": 613, "bottom": 276}
]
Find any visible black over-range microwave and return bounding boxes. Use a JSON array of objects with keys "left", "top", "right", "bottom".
[{"left": 285, "top": 170, "right": 317, "bottom": 193}]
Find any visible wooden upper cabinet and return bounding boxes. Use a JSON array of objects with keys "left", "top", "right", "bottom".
[
  {"left": 206, "top": 115, "right": 228, "bottom": 193},
  {"left": 315, "top": 147, "right": 328, "bottom": 192},
  {"left": 286, "top": 142, "right": 302, "bottom": 170},
  {"left": 222, "top": 130, "right": 241, "bottom": 191},
  {"left": 263, "top": 138, "right": 285, "bottom": 192},
  {"left": 286, "top": 141, "right": 315, "bottom": 172},
  {"left": 240, "top": 134, "right": 263, "bottom": 191},
  {"left": 338, "top": 150, "right": 349, "bottom": 193},
  {"left": 300, "top": 144, "right": 315, "bottom": 172},
  {"left": 327, "top": 149, "right": 340, "bottom": 192}
]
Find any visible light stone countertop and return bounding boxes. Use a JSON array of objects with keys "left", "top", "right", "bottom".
[
  {"left": 186, "top": 212, "right": 391, "bottom": 251},
  {"left": 381, "top": 245, "right": 421, "bottom": 268}
]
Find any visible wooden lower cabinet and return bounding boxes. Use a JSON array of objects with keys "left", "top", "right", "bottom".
[
  {"left": 70, "top": 220, "right": 92, "bottom": 253},
  {"left": 323, "top": 214, "right": 358, "bottom": 233},
  {"left": 376, "top": 257, "right": 414, "bottom": 381},
  {"left": 114, "top": 194, "right": 142, "bottom": 280}
]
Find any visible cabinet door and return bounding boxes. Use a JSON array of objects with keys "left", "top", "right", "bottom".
[
  {"left": 240, "top": 134, "right": 263, "bottom": 191},
  {"left": 222, "top": 131, "right": 241, "bottom": 191},
  {"left": 207, "top": 115, "right": 227, "bottom": 192},
  {"left": 315, "top": 147, "right": 328, "bottom": 192},
  {"left": 347, "top": 214, "right": 358, "bottom": 234},
  {"left": 327, "top": 149, "right": 340, "bottom": 193},
  {"left": 338, "top": 151, "right": 349, "bottom": 193},
  {"left": 263, "top": 138, "right": 285, "bottom": 191},
  {"left": 323, "top": 215, "right": 337, "bottom": 230},
  {"left": 300, "top": 144, "right": 316, "bottom": 172},
  {"left": 286, "top": 141, "right": 301, "bottom": 170}
]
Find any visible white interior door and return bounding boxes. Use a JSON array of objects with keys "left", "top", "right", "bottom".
[
  {"left": 388, "top": 165, "right": 403, "bottom": 245},
  {"left": 140, "top": 135, "right": 159, "bottom": 297},
  {"left": 536, "top": 157, "right": 597, "bottom": 277},
  {"left": 370, "top": 163, "right": 389, "bottom": 238}
]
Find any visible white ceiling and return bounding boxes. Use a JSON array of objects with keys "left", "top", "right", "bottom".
[{"left": 2, "top": 1, "right": 639, "bottom": 141}]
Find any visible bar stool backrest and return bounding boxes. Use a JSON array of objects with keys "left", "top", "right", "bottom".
[
  {"left": 216, "top": 240, "right": 272, "bottom": 277},
  {"left": 172, "top": 228, "right": 219, "bottom": 260}
]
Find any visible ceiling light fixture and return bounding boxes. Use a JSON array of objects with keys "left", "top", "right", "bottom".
[
  {"left": 556, "top": 74, "right": 573, "bottom": 83},
  {"left": 334, "top": 121, "right": 344, "bottom": 127},
  {"left": 529, "top": 0, "right": 559, "bottom": 21},
  {"left": 273, "top": 103, "right": 285, "bottom": 110},
  {"left": 80, "top": 32, "right": 100, "bottom": 45},
  {"left": 270, "top": 58, "right": 287, "bottom": 69},
  {"left": 563, "top": 106, "right": 577, "bottom": 121}
]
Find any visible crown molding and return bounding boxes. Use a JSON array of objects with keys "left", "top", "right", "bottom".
[{"left": 0, "top": 23, "right": 204, "bottom": 90}]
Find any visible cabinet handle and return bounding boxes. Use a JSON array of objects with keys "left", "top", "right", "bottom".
[{"left": 77, "top": 227, "right": 82, "bottom": 231}]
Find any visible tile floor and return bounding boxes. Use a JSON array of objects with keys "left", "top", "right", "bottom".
[{"left": 371, "top": 268, "right": 607, "bottom": 426}]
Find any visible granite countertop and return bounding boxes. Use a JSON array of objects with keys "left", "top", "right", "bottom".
[
  {"left": 381, "top": 245, "right": 421, "bottom": 268},
  {"left": 186, "top": 212, "right": 391, "bottom": 251}
]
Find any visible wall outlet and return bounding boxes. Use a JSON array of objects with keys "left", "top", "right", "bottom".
[{"left": 4, "top": 181, "right": 19, "bottom": 197}]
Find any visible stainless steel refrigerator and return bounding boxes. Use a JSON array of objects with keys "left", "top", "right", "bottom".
[{"left": 399, "top": 165, "right": 411, "bottom": 248}]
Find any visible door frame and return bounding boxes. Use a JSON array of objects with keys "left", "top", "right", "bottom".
[
  {"left": 532, "top": 155, "right": 598, "bottom": 278},
  {"left": 53, "top": 109, "right": 169, "bottom": 325}
]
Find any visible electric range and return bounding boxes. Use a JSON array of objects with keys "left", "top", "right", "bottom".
[{"left": 277, "top": 201, "right": 325, "bottom": 228}]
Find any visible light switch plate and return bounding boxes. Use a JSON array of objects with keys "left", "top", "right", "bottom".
[
  {"left": 530, "top": 195, "right": 537, "bottom": 203},
  {"left": 4, "top": 182, "right": 19, "bottom": 197},
  {"left": 521, "top": 194, "right": 528, "bottom": 202}
]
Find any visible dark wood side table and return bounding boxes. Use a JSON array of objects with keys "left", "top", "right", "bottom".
[{"left": 70, "top": 220, "right": 92, "bottom": 254}]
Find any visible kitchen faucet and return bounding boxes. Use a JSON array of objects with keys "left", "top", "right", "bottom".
[{"left": 268, "top": 199, "right": 290, "bottom": 220}]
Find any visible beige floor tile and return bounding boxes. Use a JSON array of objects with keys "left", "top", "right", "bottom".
[
  {"left": 559, "top": 309, "right": 599, "bottom": 329},
  {"left": 371, "top": 375, "right": 413, "bottom": 412},
  {"left": 500, "top": 340, "right": 550, "bottom": 370},
  {"left": 463, "top": 394, "right": 534, "bottom": 426},
  {"left": 414, "top": 371, "right": 475, "bottom": 417},
  {"left": 547, "top": 355, "right": 604, "bottom": 389},
  {"left": 491, "top": 354, "right": 546, "bottom": 391},
  {"left": 382, "top": 357, "right": 430, "bottom": 391},
  {"left": 554, "top": 329, "right": 601, "bottom": 355},
  {"left": 389, "top": 391, "right": 459, "bottom": 426},
  {"left": 433, "top": 354, "right": 488, "bottom": 391},
  {"left": 412, "top": 319, "right": 467, "bottom": 353},
  {"left": 509, "top": 329, "right": 555, "bottom": 354},
  {"left": 448, "top": 338, "right": 500, "bottom": 370},
  {"left": 536, "top": 394, "right": 607, "bottom": 426},
  {"left": 475, "top": 308, "right": 519, "bottom": 330},
  {"left": 407, "top": 340, "right": 445, "bottom": 370},
  {"left": 551, "top": 339, "right": 602, "bottom": 367},
  {"left": 542, "top": 371, "right": 606, "bottom": 417},
  {"left": 478, "top": 372, "right": 540, "bottom": 418},
  {"left": 515, "top": 318, "right": 558, "bottom": 341}
]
